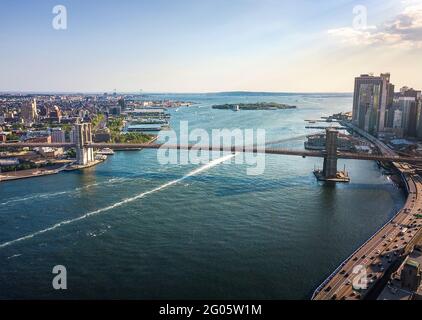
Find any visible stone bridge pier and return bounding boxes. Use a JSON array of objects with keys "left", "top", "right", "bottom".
[
  {"left": 314, "top": 128, "right": 350, "bottom": 183},
  {"left": 323, "top": 128, "right": 339, "bottom": 178},
  {"left": 74, "top": 123, "right": 94, "bottom": 165}
]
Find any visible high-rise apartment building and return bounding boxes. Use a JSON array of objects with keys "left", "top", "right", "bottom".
[
  {"left": 399, "top": 97, "right": 418, "bottom": 137},
  {"left": 396, "top": 87, "right": 422, "bottom": 138},
  {"left": 352, "top": 73, "right": 392, "bottom": 135},
  {"left": 393, "top": 109, "right": 403, "bottom": 129},
  {"left": 21, "top": 99, "right": 38, "bottom": 124},
  {"left": 418, "top": 99, "right": 422, "bottom": 139}
]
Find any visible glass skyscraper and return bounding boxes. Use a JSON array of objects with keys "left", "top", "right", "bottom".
[{"left": 352, "top": 73, "right": 391, "bottom": 135}]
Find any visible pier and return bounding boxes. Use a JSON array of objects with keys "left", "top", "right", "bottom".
[{"left": 305, "top": 126, "right": 347, "bottom": 130}]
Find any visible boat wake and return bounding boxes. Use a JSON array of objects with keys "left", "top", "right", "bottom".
[
  {"left": 0, "top": 154, "right": 235, "bottom": 250},
  {"left": 0, "top": 177, "right": 130, "bottom": 206}
]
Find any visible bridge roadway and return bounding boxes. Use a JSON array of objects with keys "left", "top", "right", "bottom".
[
  {"left": 312, "top": 129, "right": 422, "bottom": 300},
  {"left": 3, "top": 142, "right": 422, "bottom": 163},
  {"left": 313, "top": 168, "right": 422, "bottom": 300}
]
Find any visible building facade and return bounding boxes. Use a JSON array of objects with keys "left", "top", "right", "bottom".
[
  {"left": 21, "top": 99, "right": 38, "bottom": 124},
  {"left": 395, "top": 87, "right": 422, "bottom": 138},
  {"left": 51, "top": 128, "right": 66, "bottom": 143},
  {"left": 352, "top": 73, "right": 392, "bottom": 135}
]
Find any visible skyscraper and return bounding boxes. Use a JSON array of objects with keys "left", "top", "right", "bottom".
[
  {"left": 418, "top": 98, "right": 422, "bottom": 139},
  {"left": 392, "top": 87, "right": 422, "bottom": 138},
  {"left": 385, "top": 83, "right": 396, "bottom": 128},
  {"left": 399, "top": 87, "right": 422, "bottom": 139},
  {"left": 352, "top": 73, "right": 392, "bottom": 135},
  {"left": 393, "top": 109, "right": 403, "bottom": 129},
  {"left": 21, "top": 98, "right": 38, "bottom": 124},
  {"left": 118, "top": 98, "right": 126, "bottom": 111},
  {"left": 399, "top": 97, "right": 418, "bottom": 137}
]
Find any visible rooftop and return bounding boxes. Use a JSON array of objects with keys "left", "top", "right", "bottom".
[
  {"left": 124, "top": 108, "right": 166, "bottom": 114},
  {"left": 378, "top": 283, "right": 413, "bottom": 301}
]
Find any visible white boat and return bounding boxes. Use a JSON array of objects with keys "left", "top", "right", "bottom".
[
  {"left": 96, "top": 148, "right": 115, "bottom": 155},
  {"left": 95, "top": 154, "right": 108, "bottom": 161}
]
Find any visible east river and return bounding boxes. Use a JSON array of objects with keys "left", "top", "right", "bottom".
[{"left": 0, "top": 93, "right": 405, "bottom": 299}]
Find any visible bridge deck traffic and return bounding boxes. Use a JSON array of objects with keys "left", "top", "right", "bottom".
[{"left": 3, "top": 142, "right": 422, "bottom": 164}]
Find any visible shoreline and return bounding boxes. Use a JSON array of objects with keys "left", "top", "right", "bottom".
[
  {"left": 312, "top": 121, "right": 421, "bottom": 300},
  {"left": 0, "top": 136, "right": 159, "bottom": 183},
  {"left": 0, "top": 163, "right": 70, "bottom": 182}
]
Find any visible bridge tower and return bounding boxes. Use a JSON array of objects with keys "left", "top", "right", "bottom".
[
  {"left": 323, "top": 128, "right": 338, "bottom": 178},
  {"left": 74, "top": 123, "right": 94, "bottom": 165},
  {"left": 314, "top": 128, "right": 350, "bottom": 182}
]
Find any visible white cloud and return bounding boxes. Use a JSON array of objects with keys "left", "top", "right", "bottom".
[{"left": 328, "top": 2, "right": 422, "bottom": 48}]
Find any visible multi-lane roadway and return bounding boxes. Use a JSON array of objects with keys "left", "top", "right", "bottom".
[{"left": 313, "top": 127, "right": 422, "bottom": 300}]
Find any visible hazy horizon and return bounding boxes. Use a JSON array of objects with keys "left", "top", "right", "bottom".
[{"left": 0, "top": 90, "right": 354, "bottom": 95}]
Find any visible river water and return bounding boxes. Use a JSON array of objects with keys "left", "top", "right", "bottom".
[{"left": 0, "top": 93, "right": 405, "bottom": 299}]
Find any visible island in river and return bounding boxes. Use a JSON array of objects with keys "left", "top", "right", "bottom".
[{"left": 212, "top": 102, "right": 297, "bottom": 111}]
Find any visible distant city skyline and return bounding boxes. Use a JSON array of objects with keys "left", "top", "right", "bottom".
[{"left": 1, "top": 0, "right": 422, "bottom": 93}]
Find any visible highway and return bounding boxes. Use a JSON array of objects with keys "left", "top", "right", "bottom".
[{"left": 312, "top": 128, "right": 422, "bottom": 300}]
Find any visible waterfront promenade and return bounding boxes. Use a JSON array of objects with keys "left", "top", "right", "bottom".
[
  {"left": 313, "top": 124, "right": 422, "bottom": 300},
  {"left": 0, "top": 161, "right": 71, "bottom": 182}
]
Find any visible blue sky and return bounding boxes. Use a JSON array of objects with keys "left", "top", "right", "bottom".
[{"left": 0, "top": 0, "right": 421, "bottom": 92}]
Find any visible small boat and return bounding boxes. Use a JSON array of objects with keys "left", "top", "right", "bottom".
[
  {"left": 96, "top": 148, "right": 115, "bottom": 155},
  {"left": 95, "top": 154, "right": 108, "bottom": 161}
]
